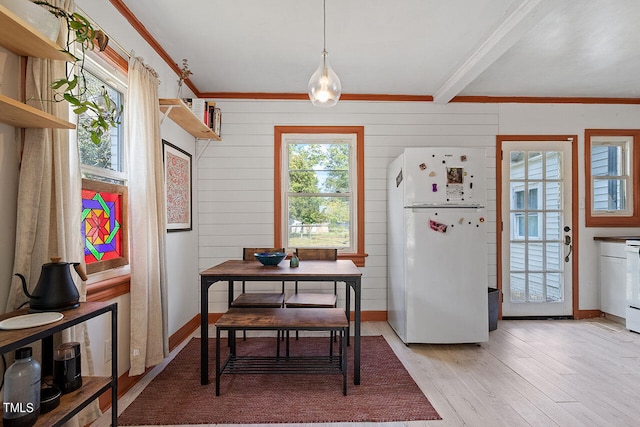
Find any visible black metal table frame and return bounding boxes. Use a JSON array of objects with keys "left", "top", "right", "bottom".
[{"left": 200, "top": 264, "right": 362, "bottom": 386}]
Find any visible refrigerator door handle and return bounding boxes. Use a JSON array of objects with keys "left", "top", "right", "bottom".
[{"left": 406, "top": 204, "right": 485, "bottom": 209}]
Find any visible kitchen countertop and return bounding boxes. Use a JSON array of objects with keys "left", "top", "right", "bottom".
[{"left": 593, "top": 236, "right": 640, "bottom": 243}]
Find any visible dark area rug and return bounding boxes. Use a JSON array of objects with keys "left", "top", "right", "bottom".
[{"left": 118, "top": 335, "right": 441, "bottom": 425}]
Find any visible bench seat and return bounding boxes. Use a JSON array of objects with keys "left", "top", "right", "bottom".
[
  {"left": 215, "top": 307, "right": 349, "bottom": 396},
  {"left": 216, "top": 307, "right": 348, "bottom": 329}
]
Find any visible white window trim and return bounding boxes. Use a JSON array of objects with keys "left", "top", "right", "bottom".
[
  {"left": 280, "top": 133, "right": 358, "bottom": 253},
  {"left": 589, "top": 135, "right": 633, "bottom": 217}
]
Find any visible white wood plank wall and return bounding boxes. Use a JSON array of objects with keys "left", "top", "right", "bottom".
[{"left": 197, "top": 100, "right": 499, "bottom": 314}]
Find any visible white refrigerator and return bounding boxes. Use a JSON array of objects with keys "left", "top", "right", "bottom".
[{"left": 387, "top": 147, "right": 489, "bottom": 344}]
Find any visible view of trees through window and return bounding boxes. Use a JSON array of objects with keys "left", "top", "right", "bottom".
[
  {"left": 78, "top": 70, "right": 123, "bottom": 173},
  {"left": 287, "top": 142, "right": 351, "bottom": 248}
]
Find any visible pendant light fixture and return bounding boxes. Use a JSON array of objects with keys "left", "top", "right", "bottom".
[{"left": 308, "top": 0, "right": 341, "bottom": 107}]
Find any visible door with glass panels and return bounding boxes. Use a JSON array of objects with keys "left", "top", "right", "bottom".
[{"left": 501, "top": 141, "right": 573, "bottom": 317}]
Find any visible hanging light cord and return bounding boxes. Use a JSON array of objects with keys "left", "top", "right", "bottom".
[{"left": 323, "top": 0, "right": 327, "bottom": 52}]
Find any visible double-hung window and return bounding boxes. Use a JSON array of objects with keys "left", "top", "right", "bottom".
[
  {"left": 585, "top": 129, "right": 640, "bottom": 227},
  {"left": 79, "top": 55, "right": 129, "bottom": 277},
  {"left": 79, "top": 67, "right": 125, "bottom": 180},
  {"left": 274, "top": 126, "right": 366, "bottom": 266}
]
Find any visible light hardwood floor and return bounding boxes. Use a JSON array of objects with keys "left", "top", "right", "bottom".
[{"left": 93, "top": 317, "right": 640, "bottom": 427}]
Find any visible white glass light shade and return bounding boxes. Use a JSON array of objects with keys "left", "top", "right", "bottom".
[{"left": 308, "top": 50, "right": 341, "bottom": 108}]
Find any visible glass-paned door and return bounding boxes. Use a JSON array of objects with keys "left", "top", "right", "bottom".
[{"left": 502, "top": 141, "right": 573, "bottom": 316}]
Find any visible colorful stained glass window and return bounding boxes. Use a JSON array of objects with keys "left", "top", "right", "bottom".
[{"left": 81, "top": 180, "right": 128, "bottom": 273}]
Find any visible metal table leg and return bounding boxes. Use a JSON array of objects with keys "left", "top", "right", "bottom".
[
  {"left": 201, "top": 278, "right": 209, "bottom": 385},
  {"left": 215, "top": 327, "right": 221, "bottom": 396}
]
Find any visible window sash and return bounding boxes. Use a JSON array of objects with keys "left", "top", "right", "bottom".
[
  {"left": 282, "top": 135, "right": 357, "bottom": 253},
  {"left": 79, "top": 56, "right": 127, "bottom": 181},
  {"left": 589, "top": 136, "right": 632, "bottom": 216},
  {"left": 584, "top": 130, "right": 640, "bottom": 227},
  {"left": 274, "top": 126, "right": 365, "bottom": 266}
]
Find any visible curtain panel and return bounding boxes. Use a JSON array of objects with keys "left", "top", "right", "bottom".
[{"left": 126, "top": 56, "right": 168, "bottom": 376}]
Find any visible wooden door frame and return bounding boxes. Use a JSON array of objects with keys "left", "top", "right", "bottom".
[{"left": 496, "top": 135, "right": 597, "bottom": 319}]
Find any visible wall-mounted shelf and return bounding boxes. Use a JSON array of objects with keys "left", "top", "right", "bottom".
[
  {"left": 0, "top": 5, "right": 73, "bottom": 61},
  {"left": 0, "top": 94, "right": 76, "bottom": 129},
  {"left": 0, "top": 5, "right": 76, "bottom": 131},
  {"left": 159, "top": 98, "right": 221, "bottom": 140}
]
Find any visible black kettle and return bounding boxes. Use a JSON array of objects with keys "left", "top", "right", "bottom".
[{"left": 15, "top": 257, "right": 87, "bottom": 312}]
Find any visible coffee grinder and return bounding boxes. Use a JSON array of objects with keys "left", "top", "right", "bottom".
[{"left": 53, "top": 342, "right": 82, "bottom": 394}]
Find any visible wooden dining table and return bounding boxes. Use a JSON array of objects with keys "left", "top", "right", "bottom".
[{"left": 200, "top": 259, "right": 363, "bottom": 385}]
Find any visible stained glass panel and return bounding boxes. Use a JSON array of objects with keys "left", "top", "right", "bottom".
[{"left": 81, "top": 180, "right": 128, "bottom": 273}]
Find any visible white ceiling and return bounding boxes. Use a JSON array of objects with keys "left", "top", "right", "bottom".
[{"left": 112, "top": 0, "right": 640, "bottom": 102}]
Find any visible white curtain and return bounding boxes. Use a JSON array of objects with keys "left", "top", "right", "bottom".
[
  {"left": 126, "top": 56, "right": 169, "bottom": 376},
  {"left": 5, "top": 0, "right": 100, "bottom": 425}
]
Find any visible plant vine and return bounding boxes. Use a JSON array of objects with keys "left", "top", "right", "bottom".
[{"left": 35, "top": 1, "right": 122, "bottom": 144}]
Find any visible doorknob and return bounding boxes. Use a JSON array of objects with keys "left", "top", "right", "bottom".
[{"left": 563, "top": 226, "right": 572, "bottom": 262}]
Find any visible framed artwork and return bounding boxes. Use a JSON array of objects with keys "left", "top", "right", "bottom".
[
  {"left": 163, "top": 140, "right": 192, "bottom": 231},
  {"left": 81, "top": 179, "right": 129, "bottom": 274}
]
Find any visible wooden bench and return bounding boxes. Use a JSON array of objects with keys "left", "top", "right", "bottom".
[{"left": 214, "top": 307, "right": 349, "bottom": 396}]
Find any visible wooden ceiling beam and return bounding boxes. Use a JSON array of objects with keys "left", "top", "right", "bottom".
[{"left": 433, "top": 0, "right": 555, "bottom": 104}]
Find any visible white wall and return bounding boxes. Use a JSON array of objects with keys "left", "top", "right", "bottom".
[
  {"left": 499, "top": 103, "right": 640, "bottom": 310},
  {"left": 198, "top": 100, "right": 500, "bottom": 314},
  {"left": 198, "top": 100, "right": 640, "bottom": 315},
  {"left": 161, "top": 120, "right": 200, "bottom": 334},
  {"left": 86, "top": 294, "right": 130, "bottom": 377}
]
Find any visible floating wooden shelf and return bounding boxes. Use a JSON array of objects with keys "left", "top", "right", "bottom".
[
  {"left": 0, "top": 5, "right": 73, "bottom": 61},
  {"left": 159, "top": 98, "right": 221, "bottom": 140},
  {"left": 0, "top": 6, "right": 76, "bottom": 132},
  {"left": 0, "top": 94, "right": 75, "bottom": 129}
]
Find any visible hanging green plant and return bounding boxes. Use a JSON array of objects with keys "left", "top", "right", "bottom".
[{"left": 34, "top": 1, "right": 123, "bottom": 145}]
